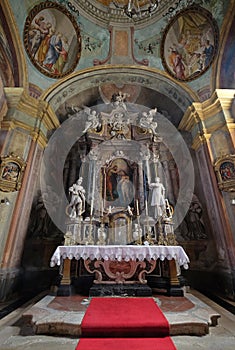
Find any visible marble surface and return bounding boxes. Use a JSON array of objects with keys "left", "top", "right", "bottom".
[{"left": 0, "top": 290, "right": 235, "bottom": 350}]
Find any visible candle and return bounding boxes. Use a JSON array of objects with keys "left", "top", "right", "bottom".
[
  {"left": 101, "top": 200, "right": 103, "bottom": 217},
  {"left": 90, "top": 199, "right": 93, "bottom": 217},
  {"left": 136, "top": 199, "right": 139, "bottom": 216},
  {"left": 145, "top": 199, "right": 148, "bottom": 217}
]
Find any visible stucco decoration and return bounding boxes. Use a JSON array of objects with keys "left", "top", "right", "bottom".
[
  {"left": 99, "top": 83, "right": 141, "bottom": 103},
  {"left": 23, "top": 1, "right": 81, "bottom": 79},
  {"left": 160, "top": 6, "right": 219, "bottom": 82},
  {"left": 214, "top": 155, "right": 235, "bottom": 192},
  {"left": 0, "top": 154, "right": 26, "bottom": 192}
]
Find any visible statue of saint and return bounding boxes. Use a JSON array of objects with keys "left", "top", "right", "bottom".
[
  {"left": 66, "top": 177, "right": 86, "bottom": 218},
  {"left": 149, "top": 177, "right": 166, "bottom": 220},
  {"left": 185, "top": 194, "right": 207, "bottom": 240}
]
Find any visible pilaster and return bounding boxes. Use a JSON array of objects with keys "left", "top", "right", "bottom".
[
  {"left": 179, "top": 90, "right": 235, "bottom": 275},
  {"left": 0, "top": 89, "right": 59, "bottom": 300}
]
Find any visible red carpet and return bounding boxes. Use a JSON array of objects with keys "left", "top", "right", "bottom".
[
  {"left": 76, "top": 337, "right": 177, "bottom": 350},
  {"left": 81, "top": 297, "right": 169, "bottom": 337}
]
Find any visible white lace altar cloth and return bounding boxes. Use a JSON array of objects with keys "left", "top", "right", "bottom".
[{"left": 50, "top": 245, "right": 190, "bottom": 269}]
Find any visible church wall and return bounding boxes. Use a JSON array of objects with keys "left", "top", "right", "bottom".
[
  {"left": 0, "top": 129, "right": 44, "bottom": 299},
  {"left": 0, "top": 0, "right": 235, "bottom": 301},
  {"left": 179, "top": 89, "right": 235, "bottom": 299}
]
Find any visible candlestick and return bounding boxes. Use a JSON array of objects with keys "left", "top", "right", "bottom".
[
  {"left": 145, "top": 199, "right": 148, "bottom": 217},
  {"left": 90, "top": 199, "right": 94, "bottom": 217}
]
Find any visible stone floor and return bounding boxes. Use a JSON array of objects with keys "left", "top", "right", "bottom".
[{"left": 0, "top": 289, "right": 235, "bottom": 350}]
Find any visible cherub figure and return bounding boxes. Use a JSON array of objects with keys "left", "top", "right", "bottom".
[
  {"left": 139, "top": 108, "right": 158, "bottom": 135},
  {"left": 111, "top": 91, "right": 130, "bottom": 110},
  {"left": 82, "top": 107, "right": 101, "bottom": 133}
]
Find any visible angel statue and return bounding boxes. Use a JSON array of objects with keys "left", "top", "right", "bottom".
[
  {"left": 139, "top": 108, "right": 158, "bottom": 135},
  {"left": 82, "top": 107, "right": 101, "bottom": 133}
]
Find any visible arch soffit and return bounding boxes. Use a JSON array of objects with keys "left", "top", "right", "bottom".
[
  {"left": 215, "top": 0, "right": 235, "bottom": 89},
  {"left": 41, "top": 66, "right": 198, "bottom": 117},
  {"left": 1, "top": 1, "right": 28, "bottom": 87}
]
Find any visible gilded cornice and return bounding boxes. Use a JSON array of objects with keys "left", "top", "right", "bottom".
[
  {"left": 0, "top": 119, "right": 47, "bottom": 149},
  {"left": 191, "top": 133, "right": 212, "bottom": 151},
  {"left": 2, "top": 88, "right": 59, "bottom": 148},
  {"left": 179, "top": 89, "right": 235, "bottom": 132},
  {"left": 31, "top": 130, "right": 48, "bottom": 149},
  {"left": 179, "top": 89, "right": 235, "bottom": 150}
]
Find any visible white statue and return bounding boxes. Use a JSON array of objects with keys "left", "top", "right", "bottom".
[
  {"left": 64, "top": 231, "right": 74, "bottom": 246},
  {"left": 111, "top": 91, "right": 130, "bottom": 109},
  {"left": 149, "top": 177, "right": 166, "bottom": 220},
  {"left": 97, "top": 224, "right": 107, "bottom": 245},
  {"left": 67, "top": 177, "right": 86, "bottom": 218},
  {"left": 164, "top": 199, "right": 173, "bottom": 221},
  {"left": 83, "top": 107, "right": 101, "bottom": 133},
  {"left": 139, "top": 108, "right": 158, "bottom": 135},
  {"left": 133, "top": 223, "right": 142, "bottom": 241}
]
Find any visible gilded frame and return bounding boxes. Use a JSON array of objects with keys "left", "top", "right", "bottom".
[
  {"left": 214, "top": 155, "right": 235, "bottom": 192},
  {"left": 160, "top": 6, "right": 219, "bottom": 82},
  {"left": 0, "top": 154, "right": 26, "bottom": 192},
  {"left": 23, "top": 1, "right": 81, "bottom": 79}
]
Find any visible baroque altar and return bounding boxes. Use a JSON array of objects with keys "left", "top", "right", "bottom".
[{"left": 50, "top": 91, "right": 190, "bottom": 296}]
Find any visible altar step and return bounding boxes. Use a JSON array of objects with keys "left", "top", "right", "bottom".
[
  {"left": 19, "top": 290, "right": 221, "bottom": 337},
  {"left": 89, "top": 283, "right": 153, "bottom": 297}
]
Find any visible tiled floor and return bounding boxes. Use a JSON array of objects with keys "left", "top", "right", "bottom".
[{"left": 0, "top": 289, "right": 235, "bottom": 350}]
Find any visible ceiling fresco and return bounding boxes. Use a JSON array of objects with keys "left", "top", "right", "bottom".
[
  {"left": 96, "top": 0, "right": 151, "bottom": 6},
  {"left": 1, "top": 0, "right": 230, "bottom": 128}
]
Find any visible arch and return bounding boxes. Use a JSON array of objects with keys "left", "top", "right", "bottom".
[
  {"left": 215, "top": 1, "right": 235, "bottom": 89},
  {"left": 0, "top": 1, "right": 28, "bottom": 87},
  {"left": 41, "top": 65, "right": 199, "bottom": 126}
]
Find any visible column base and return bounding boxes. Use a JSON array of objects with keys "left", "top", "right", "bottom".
[
  {"left": 56, "top": 284, "right": 75, "bottom": 296},
  {"left": 167, "top": 286, "right": 184, "bottom": 296}
]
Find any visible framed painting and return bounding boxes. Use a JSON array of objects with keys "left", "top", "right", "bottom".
[
  {"left": 23, "top": 1, "right": 81, "bottom": 79},
  {"left": 0, "top": 154, "right": 26, "bottom": 192},
  {"left": 160, "top": 6, "right": 219, "bottom": 82},
  {"left": 214, "top": 155, "right": 235, "bottom": 192}
]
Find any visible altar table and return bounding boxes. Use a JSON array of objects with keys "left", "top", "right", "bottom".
[{"left": 50, "top": 245, "right": 189, "bottom": 295}]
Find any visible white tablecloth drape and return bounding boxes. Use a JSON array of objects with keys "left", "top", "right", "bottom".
[{"left": 50, "top": 245, "right": 190, "bottom": 269}]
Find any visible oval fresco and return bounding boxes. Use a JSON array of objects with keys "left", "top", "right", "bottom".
[
  {"left": 161, "top": 6, "right": 219, "bottom": 82},
  {"left": 23, "top": 1, "right": 81, "bottom": 79}
]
